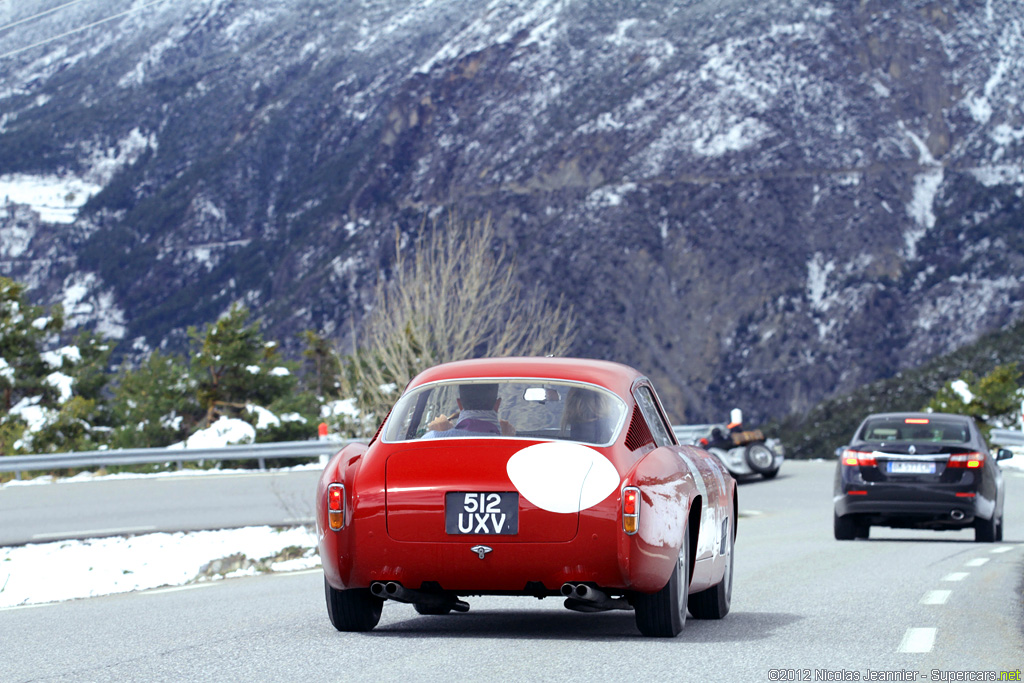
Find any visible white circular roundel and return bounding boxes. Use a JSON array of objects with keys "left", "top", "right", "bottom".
[{"left": 506, "top": 442, "right": 621, "bottom": 514}]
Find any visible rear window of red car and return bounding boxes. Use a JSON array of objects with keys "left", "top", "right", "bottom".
[{"left": 382, "top": 378, "right": 627, "bottom": 446}]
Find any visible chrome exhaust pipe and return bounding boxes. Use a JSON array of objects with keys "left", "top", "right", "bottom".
[
  {"left": 573, "top": 584, "right": 606, "bottom": 602},
  {"left": 370, "top": 581, "right": 469, "bottom": 612},
  {"left": 950, "top": 509, "right": 965, "bottom": 521}
]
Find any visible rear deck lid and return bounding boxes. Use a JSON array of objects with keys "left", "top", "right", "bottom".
[{"left": 385, "top": 441, "right": 622, "bottom": 543}]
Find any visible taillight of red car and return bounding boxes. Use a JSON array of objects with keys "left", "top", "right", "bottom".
[
  {"left": 327, "top": 483, "right": 345, "bottom": 530},
  {"left": 947, "top": 452, "right": 984, "bottom": 469},
  {"left": 622, "top": 486, "right": 640, "bottom": 535},
  {"left": 840, "top": 449, "right": 877, "bottom": 467}
]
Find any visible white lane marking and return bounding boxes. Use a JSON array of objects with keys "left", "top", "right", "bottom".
[
  {"left": 920, "top": 590, "right": 951, "bottom": 605},
  {"left": 991, "top": 546, "right": 1013, "bottom": 554},
  {"left": 942, "top": 572, "right": 969, "bottom": 582},
  {"left": 965, "top": 558, "right": 989, "bottom": 567},
  {"left": 899, "top": 628, "right": 936, "bottom": 653},
  {"left": 31, "top": 525, "right": 157, "bottom": 540}
]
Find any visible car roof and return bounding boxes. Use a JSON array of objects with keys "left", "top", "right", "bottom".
[{"left": 406, "top": 357, "right": 644, "bottom": 397}]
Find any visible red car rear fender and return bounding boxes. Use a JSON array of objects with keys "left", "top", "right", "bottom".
[
  {"left": 620, "top": 447, "right": 698, "bottom": 593},
  {"left": 317, "top": 442, "right": 373, "bottom": 588}
]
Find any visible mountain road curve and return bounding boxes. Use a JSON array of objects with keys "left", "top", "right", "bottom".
[{"left": 1, "top": 460, "right": 1023, "bottom": 681}]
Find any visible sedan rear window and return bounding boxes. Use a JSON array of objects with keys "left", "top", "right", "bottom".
[
  {"left": 382, "top": 379, "right": 627, "bottom": 446},
  {"left": 858, "top": 417, "right": 970, "bottom": 444}
]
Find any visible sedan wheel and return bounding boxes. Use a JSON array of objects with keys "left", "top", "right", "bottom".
[
  {"left": 975, "top": 514, "right": 999, "bottom": 543},
  {"left": 634, "top": 524, "right": 690, "bottom": 637},
  {"left": 834, "top": 512, "right": 867, "bottom": 541},
  {"left": 325, "top": 578, "right": 383, "bottom": 631}
]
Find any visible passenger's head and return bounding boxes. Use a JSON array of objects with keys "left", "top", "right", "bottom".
[
  {"left": 458, "top": 383, "right": 500, "bottom": 411},
  {"left": 563, "top": 387, "right": 609, "bottom": 424}
]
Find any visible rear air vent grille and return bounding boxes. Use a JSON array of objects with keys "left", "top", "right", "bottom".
[{"left": 624, "top": 406, "right": 654, "bottom": 452}]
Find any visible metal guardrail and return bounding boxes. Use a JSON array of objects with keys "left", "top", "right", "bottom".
[
  {"left": 991, "top": 428, "right": 1024, "bottom": 448},
  {"left": 0, "top": 439, "right": 357, "bottom": 480}
]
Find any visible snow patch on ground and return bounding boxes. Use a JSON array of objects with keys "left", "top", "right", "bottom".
[
  {"left": 904, "top": 169, "right": 944, "bottom": 260},
  {"left": 806, "top": 253, "right": 835, "bottom": 313},
  {"left": 61, "top": 272, "right": 128, "bottom": 340},
  {"left": 0, "top": 128, "right": 154, "bottom": 225},
  {"left": 970, "top": 164, "right": 1024, "bottom": 187},
  {"left": 0, "top": 526, "right": 319, "bottom": 608},
  {"left": 0, "top": 175, "right": 102, "bottom": 224},
  {"left": 167, "top": 416, "right": 256, "bottom": 449},
  {"left": 914, "top": 275, "right": 1022, "bottom": 337}
]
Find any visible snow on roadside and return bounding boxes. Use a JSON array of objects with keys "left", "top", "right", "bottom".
[{"left": 0, "top": 525, "right": 320, "bottom": 609}]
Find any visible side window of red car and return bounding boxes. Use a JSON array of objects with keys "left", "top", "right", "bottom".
[{"left": 634, "top": 385, "right": 674, "bottom": 448}]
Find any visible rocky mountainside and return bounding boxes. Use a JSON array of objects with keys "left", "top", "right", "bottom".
[{"left": 1, "top": 0, "right": 1023, "bottom": 424}]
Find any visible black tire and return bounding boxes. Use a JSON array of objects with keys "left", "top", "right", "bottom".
[
  {"left": 975, "top": 514, "right": 998, "bottom": 543},
  {"left": 760, "top": 468, "right": 779, "bottom": 480},
  {"left": 834, "top": 512, "right": 863, "bottom": 541},
  {"left": 634, "top": 524, "right": 690, "bottom": 637},
  {"left": 744, "top": 443, "right": 777, "bottom": 475},
  {"left": 688, "top": 523, "right": 733, "bottom": 619},
  {"left": 996, "top": 516, "right": 1004, "bottom": 542},
  {"left": 325, "top": 578, "right": 383, "bottom": 631}
]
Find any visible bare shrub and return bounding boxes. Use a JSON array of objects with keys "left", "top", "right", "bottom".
[{"left": 346, "top": 213, "right": 576, "bottom": 427}]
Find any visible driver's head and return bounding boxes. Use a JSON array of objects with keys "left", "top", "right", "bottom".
[{"left": 458, "top": 383, "right": 499, "bottom": 410}]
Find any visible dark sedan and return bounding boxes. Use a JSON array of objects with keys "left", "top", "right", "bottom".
[{"left": 833, "top": 412, "right": 1012, "bottom": 542}]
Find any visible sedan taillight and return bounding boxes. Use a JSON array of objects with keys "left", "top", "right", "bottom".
[
  {"left": 841, "top": 449, "right": 877, "bottom": 467},
  {"left": 327, "top": 483, "right": 345, "bottom": 530},
  {"left": 947, "top": 452, "right": 984, "bottom": 469},
  {"left": 622, "top": 486, "right": 639, "bottom": 535}
]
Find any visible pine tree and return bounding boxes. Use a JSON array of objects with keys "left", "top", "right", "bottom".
[
  {"left": 28, "top": 331, "right": 115, "bottom": 454},
  {"left": 300, "top": 329, "right": 343, "bottom": 398},
  {"left": 925, "top": 363, "right": 1024, "bottom": 434},
  {"left": 0, "top": 277, "right": 64, "bottom": 454},
  {"left": 189, "top": 303, "right": 299, "bottom": 429},
  {"left": 109, "top": 350, "right": 198, "bottom": 449}
]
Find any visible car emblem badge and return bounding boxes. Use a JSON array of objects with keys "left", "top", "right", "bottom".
[
  {"left": 909, "top": 445, "right": 916, "bottom": 455},
  {"left": 470, "top": 545, "right": 492, "bottom": 560}
]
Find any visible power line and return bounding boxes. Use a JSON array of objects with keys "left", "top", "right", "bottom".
[
  {"left": 0, "top": 0, "right": 170, "bottom": 61},
  {"left": 0, "top": 0, "right": 93, "bottom": 35}
]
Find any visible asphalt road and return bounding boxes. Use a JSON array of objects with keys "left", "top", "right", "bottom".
[
  {"left": 0, "top": 467, "right": 322, "bottom": 545},
  {"left": 1, "top": 461, "right": 1023, "bottom": 682}
]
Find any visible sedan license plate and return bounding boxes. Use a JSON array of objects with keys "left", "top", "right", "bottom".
[
  {"left": 445, "top": 492, "right": 518, "bottom": 535},
  {"left": 887, "top": 461, "right": 936, "bottom": 474}
]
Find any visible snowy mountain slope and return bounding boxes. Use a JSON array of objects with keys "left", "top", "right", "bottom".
[{"left": 1, "top": 0, "right": 1022, "bottom": 423}]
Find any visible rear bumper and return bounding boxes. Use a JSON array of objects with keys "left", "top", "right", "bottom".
[
  {"left": 320, "top": 515, "right": 677, "bottom": 596},
  {"left": 833, "top": 485, "right": 993, "bottom": 529}
]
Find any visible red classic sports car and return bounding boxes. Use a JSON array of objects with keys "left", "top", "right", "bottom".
[{"left": 316, "top": 357, "right": 738, "bottom": 637}]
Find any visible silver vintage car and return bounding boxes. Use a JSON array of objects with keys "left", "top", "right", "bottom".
[{"left": 673, "top": 410, "right": 784, "bottom": 480}]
